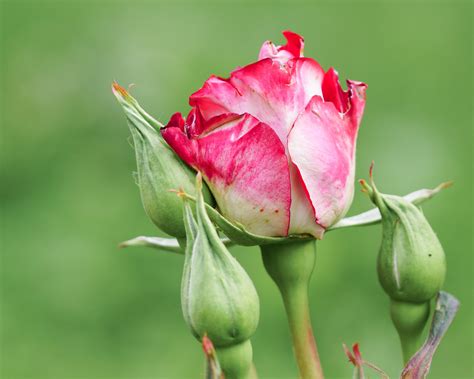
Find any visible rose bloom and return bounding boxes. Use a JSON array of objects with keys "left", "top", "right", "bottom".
[{"left": 162, "top": 31, "right": 367, "bottom": 239}]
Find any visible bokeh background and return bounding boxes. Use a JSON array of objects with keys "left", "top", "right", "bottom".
[{"left": 1, "top": 1, "right": 472, "bottom": 378}]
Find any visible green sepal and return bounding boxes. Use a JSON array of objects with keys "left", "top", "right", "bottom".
[
  {"left": 181, "top": 199, "right": 199, "bottom": 334},
  {"left": 203, "top": 202, "right": 312, "bottom": 246},
  {"left": 330, "top": 181, "right": 451, "bottom": 231},
  {"left": 118, "top": 235, "right": 233, "bottom": 254},
  {"left": 179, "top": 191, "right": 312, "bottom": 246},
  {"left": 178, "top": 179, "right": 450, "bottom": 246},
  {"left": 112, "top": 82, "right": 214, "bottom": 238},
  {"left": 119, "top": 236, "right": 183, "bottom": 254}
]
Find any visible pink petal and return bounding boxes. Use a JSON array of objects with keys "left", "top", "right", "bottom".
[
  {"left": 288, "top": 91, "right": 365, "bottom": 228},
  {"left": 288, "top": 163, "right": 325, "bottom": 238},
  {"left": 166, "top": 112, "right": 186, "bottom": 131},
  {"left": 258, "top": 30, "right": 304, "bottom": 63},
  {"left": 162, "top": 113, "right": 291, "bottom": 237},
  {"left": 189, "top": 57, "right": 324, "bottom": 146},
  {"left": 161, "top": 119, "right": 197, "bottom": 167},
  {"left": 188, "top": 75, "right": 238, "bottom": 124},
  {"left": 322, "top": 67, "right": 350, "bottom": 113},
  {"left": 322, "top": 67, "right": 368, "bottom": 127},
  {"left": 346, "top": 80, "right": 368, "bottom": 133}
]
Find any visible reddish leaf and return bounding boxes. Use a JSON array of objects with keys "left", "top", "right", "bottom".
[
  {"left": 202, "top": 335, "right": 224, "bottom": 379},
  {"left": 401, "top": 291, "right": 460, "bottom": 379}
]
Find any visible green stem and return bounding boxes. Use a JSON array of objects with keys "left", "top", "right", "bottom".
[
  {"left": 390, "top": 299, "right": 430, "bottom": 363},
  {"left": 248, "top": 363, "right": 258, "bottom": 379},
  {"left": 261, "top": 240, "right": 324, "bottom": 379},
  {"left": 215, "top": 340, "right": 255, "bottom": 379}
]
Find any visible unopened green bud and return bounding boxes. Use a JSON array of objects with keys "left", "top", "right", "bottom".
[
  {"left": 181, "top": 174, "right": 260, "bottom": 347},
  {"left": 360, "top": 167, "right": 446, "bottom": 303},
  {"left": 112, "top": 82, "right": 214, "bottom": 238}
]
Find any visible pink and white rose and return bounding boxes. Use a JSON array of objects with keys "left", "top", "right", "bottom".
[{"left": 162, "top": 31, "right": 367, "bottom": 239}]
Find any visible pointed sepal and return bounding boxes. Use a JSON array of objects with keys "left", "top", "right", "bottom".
[{"left": 112, "top": 82, "right": 214, "bottom": 238}]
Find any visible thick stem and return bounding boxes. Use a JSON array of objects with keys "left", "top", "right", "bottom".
[
  {"left": 390, "top": 300, "right": 430, "bottom": 364},
  {"left": 215, "top": 340, "right": 255, "bottom": 379},
  {"left": 261, "top": 240, "right": 324, "bottom": 379}
]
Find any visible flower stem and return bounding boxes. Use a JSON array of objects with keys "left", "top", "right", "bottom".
[
  {"left": 390, "top": 300, "right": 430, "bottom": 364},
  {"left": 215, "top": 340, "right": 255, "bottom": 379},
  {"left": 261, "top": 240, "right": 324, "bottom": 379}
]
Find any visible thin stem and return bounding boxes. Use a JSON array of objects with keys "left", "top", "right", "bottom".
[
  {"left": 400, "top": 333, "right": 423, "bottom": 365},
  {"left": 261, "top": 240, "right": 324, "bottom": 379},
  {"left": 390, "top": 300, "right": 430, "bottom": 364},
  {"left": 282, "top": 277, "right": 323, "bottom": 378}
]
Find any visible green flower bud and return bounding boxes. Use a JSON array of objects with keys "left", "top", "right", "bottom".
[
  {"left": 112, "top": 82, "right": 214, "bottom": 238},
  {"left": 181, "top": 175, "right": 260, "bottom": 347},
  {"left": 360, "top": 167, "right": 446, "bottom": 303}
]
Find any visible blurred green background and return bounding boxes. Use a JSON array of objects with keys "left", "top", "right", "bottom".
[{"left": 1, "top": 1, "right": 472, "bottom": 378}]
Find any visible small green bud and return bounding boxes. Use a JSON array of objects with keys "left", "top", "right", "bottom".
[
  {"left": 360, "top": 166, "right": 446, "bottom": 303},
  {"left": 181, "top": 174, "right": 260, "bottom": 347},
  {"left": 112, "top": 82, "right": 214, "bottom": 238}
]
